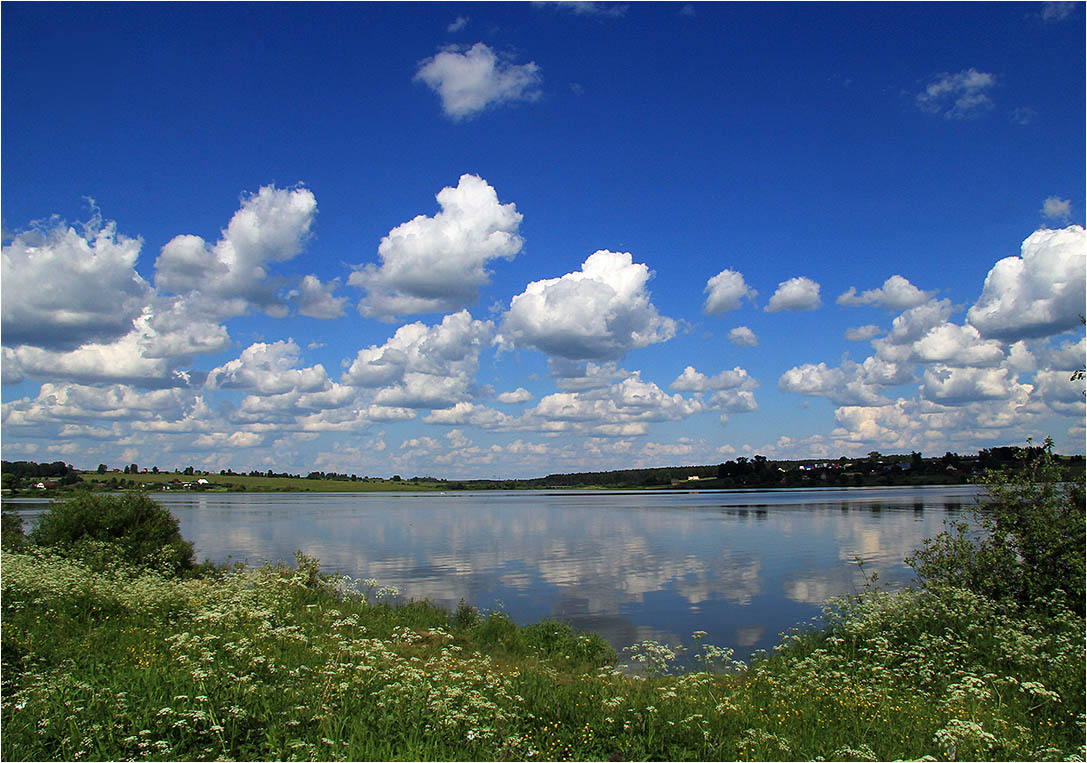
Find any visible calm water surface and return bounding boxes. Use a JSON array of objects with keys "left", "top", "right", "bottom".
[{"left": 8, "top": 486, "right": 981, "bottom": 664}]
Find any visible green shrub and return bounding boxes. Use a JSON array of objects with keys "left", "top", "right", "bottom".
[
  {"left": 908, "top": 438, "right": 1085, "bottom": 615},
  {"left": 1, "top": 510, "right": 27, "bottom": 552},
  {"left": 30, "top": 492, "right": 194, "bottom": 575}
]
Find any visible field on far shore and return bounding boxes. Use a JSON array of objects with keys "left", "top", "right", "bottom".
[{"left": 78, "top": 471, "right": 448, "bottom": 493}]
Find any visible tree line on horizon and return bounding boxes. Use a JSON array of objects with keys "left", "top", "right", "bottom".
[{"left": 4, "top": 444, "right": 1084, "bottom": 492}]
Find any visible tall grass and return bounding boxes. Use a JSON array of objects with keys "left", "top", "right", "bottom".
[{"left": 3, "top": 546, "right": 1083, "bottom": 761}]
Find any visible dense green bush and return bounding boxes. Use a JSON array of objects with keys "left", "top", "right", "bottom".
[
  {"left": 1, "top": 511, "right": 27, "bottom": 552},
  {"left": 30, "top": 492, "right": 194, "bottom": 575},
  {"left": 908, "top": 438, "right": 1085, "bottom": 615}
]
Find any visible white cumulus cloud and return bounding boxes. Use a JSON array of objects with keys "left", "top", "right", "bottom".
[
  {"left": 498, "top": 250, "right": 676, "bottom": 361},
  {"left": 350, "top": 174, "right": 524, "bottom": 319},
  {"left": 527, "top": 372, "right": 701, "bottom": 436},
  {"left": 2, "top": 216, "right": 151, "bottom": 350},
  {"left": 207, "top": 340, "right": 331, "bottom": 396},
  {"left": 154, "top": 185, "right": 317, "bottom": 316},
  {"left": 497, "top": 387, "right": 534, "bottom": 404},
  {"left": 343, "top": 310, "right": 493, "bottom": 410},
  {"left": 920, "top": 365, "right": 1028, "bottom": 405},
  {"left": 844, "top": 325, "right": 882, "bottom": 342},
  {"left": 836, "top": 275, "right": 933, "bottom": 310},
  {"left": 415, "top": 42, "right": 541, "bottom": 120},
  {"left": 703, "top": 268, "right": 756, "bottom": 314},
  {"left": 765, "top": 276, "right": 821, "bottom": 312},
  {"left": 966, "top": 225, "right": 1086, "bottom": 341},
  {"left": 728, "top": 326, "right": 758, "bottom": 346},
  {"left": 670, "top": 365, "right": 757, "bottom": 393},
  {"left": 777, "top": 357, "right": 906, "bottom": 406}
]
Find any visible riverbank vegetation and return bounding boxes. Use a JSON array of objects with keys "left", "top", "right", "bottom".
[{"left": 2, "top": 443, "right": 1083, "bottom": 761}]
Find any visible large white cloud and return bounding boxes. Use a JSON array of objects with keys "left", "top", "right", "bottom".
[
  {"left": 911, "top": 323, "right": 1005, "bottom": 367},
  {"left": 777, "top": 359, "right": 893, "bottom": 406},
  {"left": 765, "top": 276, "right": 821, "bottom": 312},
  {"left": 703, "top": 268, "right": 756, "bottom": 314},
  {"left": 966, "top": 225, "right": 1086, "bottom": 341},
  {"left": 2, "top": 217, "right": 151, "bottom": 350},
  {"left": 207, "top": 340, "right": 331, "bottom": 396},
  {"left": 350, "top": 175, "right": 523, "bottom": 319},
  {"left": 415, "top": 42, "right": 542, "bottom": 120},
  {"left": 527, "top": 373, "right": 701, "bottom": 436},
  {"left": 154, "top": 185, "right": 317, "bottom": 316},
  {"left": 920, "top": 365, "right": 1030, "bottom": 405},
  {"left": 343, "top": 310, "right": 493, "bottom": 387},
  {"left": 498, "top": 250, "right": 676, "bottom": 361},
  {"left": 9, "top": 296, "right": 230, "bottom": 386},
  {"left": 837, "top": 275, "right": 934, "bottom": 310},
  {"left": 342, "top": 310, "right": 493, "bottom": 410},
  {"left": 871, "top": 298, "right": 954, "bottom": 362},
  {"left": 2, "top": 382, "right": 197, "bottom": 427}
]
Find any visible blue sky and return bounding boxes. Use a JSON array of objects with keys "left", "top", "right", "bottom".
[{"left": 2, "top": 1, "right": 1084, "bottom": 478}]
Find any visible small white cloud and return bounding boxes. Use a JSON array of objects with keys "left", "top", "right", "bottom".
[
  {"left": 350, "top": 174, "right": 523, "bottom": 320},
  {"left": 916, "top": 68, "right": 996, "bottom": 120},
  {"left": 545, "top": 2, "right": 628, "bottom": 17},
  {"left": 765, "top": 276, "right": 821, "bottom": 312},
  {"left": 498, "top": 250, "right": 676, "bottom": 361},
  {"left": 844, "top": 325, "right": 882, "bottom": 342},
  {"left": 551, "top": 360, "right": 629, "bottom": 391},
  {"left": 1041, "top": 2, "right": 1075, "bottom": 21},
  {"left": 728, "top": 326, "right": 758, "bottom": 347},
  {"left": 415, "top": 42, "right": 542, "bottom": 120},
  {"left": 497, "top": 387, "right": 534, "bottom": 404},
  {"left": 703, "top": 268, "right": 756, "bottom": 314},
  {"left": 966, "top": 225, "right": 1086, "bottom": 341},
  {"left": 836, "top": 275, "right": 933, "bottom": 310},
  {"left": 1041, "top": 196, "right": 1072, "bottom": 222},
  {"left": 447, "top": 15, "right": 468, "bottom": 32},
  {"left": 670, "top": 365, "right": 757, "bottom": 393}
]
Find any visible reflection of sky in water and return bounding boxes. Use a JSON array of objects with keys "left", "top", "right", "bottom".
[{"left": 6, "top": 486, "right": 981, "bottom": 665}]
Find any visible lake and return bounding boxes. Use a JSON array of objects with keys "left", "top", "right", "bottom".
[{"left": 6, "top": 485, "right": 981, "bottom": 666}]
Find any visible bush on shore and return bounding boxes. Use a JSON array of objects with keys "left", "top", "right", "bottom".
[
  {"left": 908, "top": 437, "right": 1085, "bottom": 615},
  {"left": 29, "top": 491, "right": 195, "bottom": 575}
]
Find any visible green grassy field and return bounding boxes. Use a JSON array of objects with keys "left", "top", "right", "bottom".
[
  {"left": 3, "top": 547, "right": 1083, "bottom": 762},
  {"left": 77, "top": 471, "right": 448, "bottom": 493}
]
